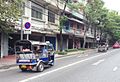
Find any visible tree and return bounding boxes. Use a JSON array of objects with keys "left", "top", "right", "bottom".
[
  {"left": 0, "top": 0, "right": 23, "bottom": 34},
  {"left": 67, "top": 0, "right": 105, "bottom": 48},
  {"left": 57, "top": 0, "right": 68, "bottom": 51},
  {"left": 103, "top": 11, "right": 120, "bottom": 43},
  {"left": 83, "top": 0, "right": 106, "bottom": 48}
]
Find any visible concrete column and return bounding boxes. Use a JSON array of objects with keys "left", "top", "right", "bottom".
[
  {"left": 44, "top": 6, "right": 48, "bottom": 28},
  {"left": 42, "top": 35, "right": 45, "bottom": 42},
  {"left": 1, "top": 33, "right": 8, "bottom": 58},
  {"left": 56, "top": 35, "right": 58, "bottom": 51},
  {"left": 67, "top": 38, "right": 68, "bottom": 49},
  {"left": 73, "top": 36, "right": 75, "bottom": 49},
  {"left": 88, "top": 42, "right": 90, "bottom": 48}
]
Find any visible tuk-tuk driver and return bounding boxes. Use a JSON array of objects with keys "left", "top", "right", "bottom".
[{"left": 37, "top": 45, "right": 48, "bottom": 58}]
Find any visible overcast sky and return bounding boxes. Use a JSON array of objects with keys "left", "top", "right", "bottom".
[{"left": 103, "top": 0, "right": 120, "bottom": 12}]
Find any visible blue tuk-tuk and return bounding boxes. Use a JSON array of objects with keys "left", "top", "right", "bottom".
[{"left": 15, "top": 40, "right": 54, "bottom": 72}]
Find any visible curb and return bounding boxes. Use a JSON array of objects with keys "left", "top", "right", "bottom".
[{"left": 55, "top": 51, "right": 85, "bottom": 58}]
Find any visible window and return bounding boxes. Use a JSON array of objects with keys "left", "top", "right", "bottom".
[
  {"left": 70, "top": 21, "right": 73, "bottom": 29},
  {"left": 31, "top": 6, "right": 43, "bottom": 19},
  {"left": 77, "top": 23, "right": 80, "bottom": 29},
  {"left": 48, "top": 11, "right": 55, "bottom": 23}
]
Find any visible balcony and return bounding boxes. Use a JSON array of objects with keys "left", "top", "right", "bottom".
[
  {"left": 44, "top": 0, "right": 65, "bottom": 10},
  {"left": 75, "top": 29, "right": 84, "bottom": 37},
  {"left": 86, "top": 31, "right": 94, "bottom": 38},
  {"left": 63, "top": 26, "right": 85, "bottom": 37}
]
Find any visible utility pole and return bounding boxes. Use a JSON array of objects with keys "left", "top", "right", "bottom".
[{"left": 21, "top": 2, "right": 24, "bottom": 40}]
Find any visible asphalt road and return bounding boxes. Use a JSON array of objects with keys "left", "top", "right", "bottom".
[{"left": 0, "top": 49, "right": 120, "bottom": 82}]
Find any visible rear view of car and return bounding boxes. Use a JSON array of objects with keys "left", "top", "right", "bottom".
[
  {"left": 98, "top": 42, "right": 107, "bottom": 52},
  {"left": 113, "top": 42, "right": 120, "bottom": 48}
]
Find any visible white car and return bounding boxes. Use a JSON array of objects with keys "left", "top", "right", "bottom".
[{"left": 98, "top": 42, "right": 108, "bottom": 52}]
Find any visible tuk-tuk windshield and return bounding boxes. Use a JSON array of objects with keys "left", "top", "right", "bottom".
[
  {"left": 15, "top": 40, "right": 32, "bottom": 52},
  {"left": 99, "top": 43, "right": 105, "bottom": 46},
  {"left": 16, "top": 51, "right": 33, "bottom": 55}
]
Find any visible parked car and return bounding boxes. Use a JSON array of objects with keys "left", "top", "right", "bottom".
[
  {"left": 98, "top": 42, "right": 108, "bottom": 52},
  {"left": 112, "top": 42, "right": 120, "bottom": 48}
]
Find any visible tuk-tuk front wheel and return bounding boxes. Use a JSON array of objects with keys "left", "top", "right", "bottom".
[{"left": 37, "top": 62, "right": 44, "bottom": 72}]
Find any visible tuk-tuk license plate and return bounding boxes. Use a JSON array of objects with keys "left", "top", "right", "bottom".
[{"left": 21, "top": 65, "right": 27, "bottom": 69}]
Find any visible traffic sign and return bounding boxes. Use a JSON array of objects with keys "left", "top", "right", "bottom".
[
  {"left": 24, "top": 30, "right": 31, "bottom": 34},
  {"left": 96, "top": 37, "right": 100, "bottom": 41},
  {"left": 24, "top": 22, "right": 31, "bottom": 34},
  {"left": 24, "top": 22, "right": 31, "bottom": 29}
]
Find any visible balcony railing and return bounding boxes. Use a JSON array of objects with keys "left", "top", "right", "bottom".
[{"left": 44, "top": 0, "right": 65, "bottom": 9}]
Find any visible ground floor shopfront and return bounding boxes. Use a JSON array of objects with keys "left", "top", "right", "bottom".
[{"left": 0, "top": 32, "right": 95, "bottom": 58}]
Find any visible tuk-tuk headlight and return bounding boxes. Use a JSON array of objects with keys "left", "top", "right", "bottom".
[{"left": 37, "top": 58, "right": 39, "bottom": 61}]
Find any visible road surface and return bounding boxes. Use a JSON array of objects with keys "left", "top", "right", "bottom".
[{"left": 0, "top": 49, "right": 120, "bottom": 82}]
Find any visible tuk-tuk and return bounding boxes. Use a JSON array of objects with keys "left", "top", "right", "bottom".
[{"left": 15, "top": 40, "right": 54, "bottom": 72}]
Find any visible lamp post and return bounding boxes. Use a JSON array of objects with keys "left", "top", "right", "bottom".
[{"left": 93, "top": 20, "right": 100, "bottom": 47}]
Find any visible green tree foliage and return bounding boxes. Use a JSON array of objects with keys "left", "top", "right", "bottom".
[
  {"left": 83, "top": 0, "right": 105, "bottom": 48},
  {"left": 105, "top": 11, "right": 120, "bottom": 42},
  {"left": 59, "top": 15, "right": 68, "bottom": 30},
  {"left": 67, "top": 0, "right": 120, "bottom": 44},
  {"left": 0, "top": 0, "right": 23, "bottom": 33}
]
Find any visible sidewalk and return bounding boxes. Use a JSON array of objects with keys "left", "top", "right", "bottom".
[
  {"left": 0, "top": 49, "right": 96, "bottom": 69},
  {"left": 0, "top": 55, "right": 16, "bottom": 69}
]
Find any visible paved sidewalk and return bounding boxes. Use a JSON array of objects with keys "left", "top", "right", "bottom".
[
  {"left": 0, "top": 49, "right": 96, "bottom": 69},
  {"left": 0, "top": 55, "right": 16, "bottom": 69}
]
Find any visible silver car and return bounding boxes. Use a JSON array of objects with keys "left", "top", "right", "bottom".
[{"left": 98, "top": 42, "right": 108, "bottom": 52}]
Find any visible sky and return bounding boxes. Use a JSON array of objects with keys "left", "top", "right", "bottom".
[{"left": 103, "top": 0, "right": 120, "bottom": 12}]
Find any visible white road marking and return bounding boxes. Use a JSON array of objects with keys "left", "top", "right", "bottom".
[
  {"left": 19, "top": 53, "right": 107, "bottom": 82},
  {"left": 56, "top": 55, "right": 76, "bottom": 60},
  {"left": 92, "top": 59, "right": 105, "bottom": 66},
  {"left": 113, "top": 67, "right": 118, "bottom": 72},
  {"left": 78, "top": 55, "right": 82, "bottom": 57}
]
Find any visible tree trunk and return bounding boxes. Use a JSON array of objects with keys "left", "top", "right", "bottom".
[
  {"left": 83, "top": 28, "right": 87, "bottom": 48},
  {"left": 60, "top": 28, "right": 63, "bottom": 51},
  {"left": 93, "top": 25, "right": 97, "bottom": 48},
  {"left": 59, "top": 0, "right": 68, "bottom": 52}
]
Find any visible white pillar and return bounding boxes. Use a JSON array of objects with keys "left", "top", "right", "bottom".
[
  {"left": 56, "top": 35, "right": 58, "bottom": 51},
  {"left": 67, "top": 38, "right": 68, "bottom": 49},
  {"left": 1, "top": 33, "right": 8, "bottom": 58},
  {"left": 42, "top": 35, "right": 45, "bottom": 42},
  {"left": 44, "top": 6, "right": 48, "bottom": 28}
]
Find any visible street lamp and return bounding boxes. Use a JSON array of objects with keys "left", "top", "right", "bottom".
[{"left": 94, "top": 20, "right": 100, "bottom": 47}]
